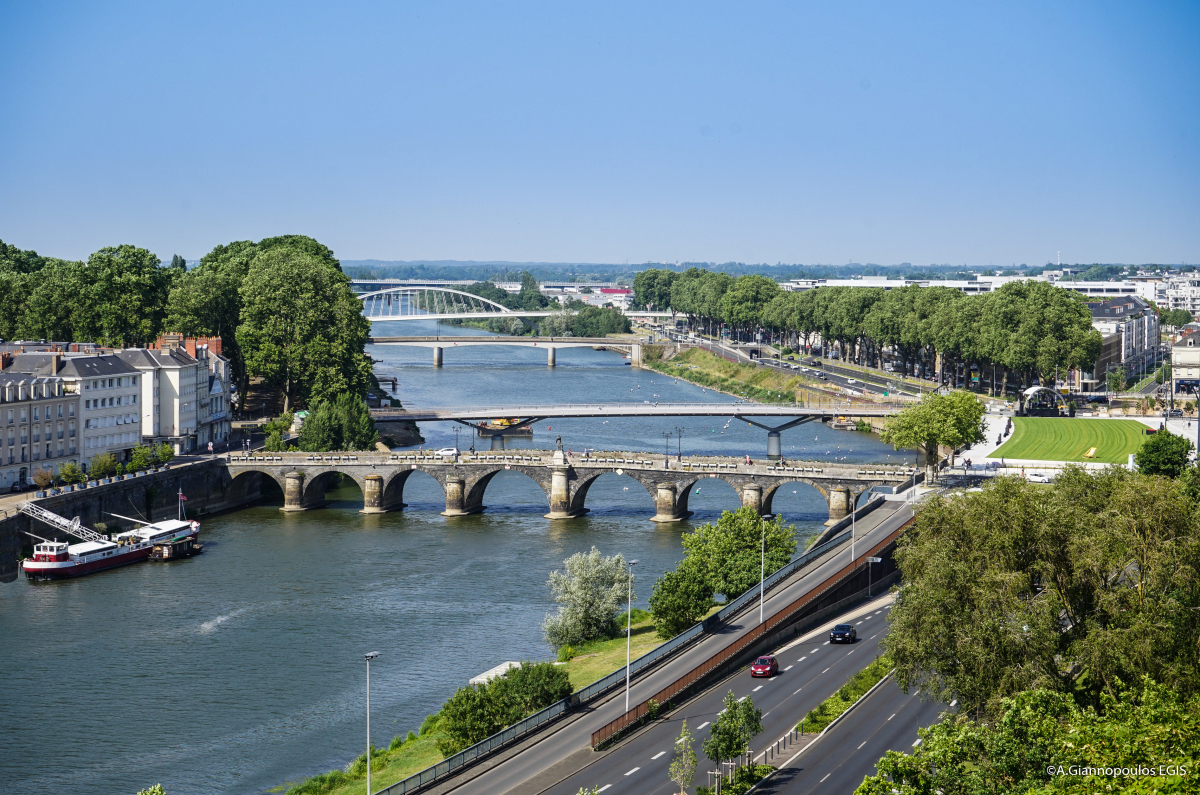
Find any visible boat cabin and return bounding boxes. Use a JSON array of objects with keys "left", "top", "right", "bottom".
[{"left": 32, "top": 542, "right": 69, "bottom": 562}]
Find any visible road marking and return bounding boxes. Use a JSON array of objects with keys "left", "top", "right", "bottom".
[
  {"left": 913, "top": 738, "right": 923, "bottom": 747},
  {"left": 820, "top": 773, "right": 831, "bottom": 782},
  {"left": 870, "top": 634, "right": 878, "bottom": 640},
  {"left": 598, "top": 787, "right": 611, "bottom": 793},
  {"left": 652, "top": 751, "right": 665, "bottom": 760},
  {"left": 822, "top": 667, "right": 830, "bottom": 673},
  {"left": 862, "top": 615, "right": 871, "bottom": 620},
  {"left": 784, "top": 665, "right": 794, "bottom": 671},
  {"left": 823, "top": 641, "right": 830, "bottom": 645},
  {"left": 738, "top": 696, "right": 747, "bottom": 702},
  {"left": 676, "top": 737, "right": 685, "bottom": 744},
  {"left": 855, "top": 621, "right": 863, "bottom": 625},
  {"left": 625, "top": 767, "right": 640, "bottom": 776},
  {"left": 810, "top": 648, "right": 819, "bottom": 653},
  {"left": 793, "top": 687, "right": 803, "bottom": 694},
  {"left": 753, "top": 685, "right": 762, "bottom": 691},
  {"left": 847, "top": 650, "right": 854, "bottom": 655},
  {"left": 697, "top": 722, "right": 710, "bottom": 730},
  {"left": 858, "top": 741, "right": 866, "bottom": 749},
  {"left": 888, "top": 713, "right": 896, "bottom": 720},
  {"left": 950, "top": 700, "right": 958, "bottom": 707}
]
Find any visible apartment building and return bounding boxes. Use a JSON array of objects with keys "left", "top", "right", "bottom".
[
  {"left": 0, "top": 375, "right": 78, "bottom": 488},
  {"left": 1172, "top": 331, "right": 1200, "bottom": 396},
  {"left": 780, "top": 276, "right": 1140, "bottom": 298}
]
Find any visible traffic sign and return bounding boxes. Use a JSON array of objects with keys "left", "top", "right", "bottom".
[{"left": 866, "top": 557, "right": 882, "bottom": 563}]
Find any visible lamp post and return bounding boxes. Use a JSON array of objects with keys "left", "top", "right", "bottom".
[
  {"left": 675, "top": 426, "right": 685, "bottom": 461},
  {"left": 364, "top": 651, "right": 381, "bottom": 795},
  {"left": 760, "top": 518, "right": 766, "bottom": 625},
  {"left": 662, "top": 431, "right": 671, "bottom": 458},
  {"left": 625, "top": 559, "right": 638, "bottom": 711}
]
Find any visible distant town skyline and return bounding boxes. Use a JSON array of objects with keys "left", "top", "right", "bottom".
[{"left": 2, "top": 2, "right": 1197, "bottom": 266}]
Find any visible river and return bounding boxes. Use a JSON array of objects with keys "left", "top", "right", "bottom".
[{"left": 0, "top": 321, "right": 907, "bottom": 795}]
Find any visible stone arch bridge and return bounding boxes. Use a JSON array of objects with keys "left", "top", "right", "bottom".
[{"left": 222, "top": 450, "right": 915, "bottom": 525}]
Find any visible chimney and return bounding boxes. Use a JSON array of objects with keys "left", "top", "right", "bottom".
[
  {"left": 51, "top": 352, "right": 61, "bottom": 374},
  {"left": 184, "top": 338, "right": 197, "bottom": 358}
]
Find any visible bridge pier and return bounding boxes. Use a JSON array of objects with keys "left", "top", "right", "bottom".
[
  {"left": 281, "top": 471, "right": 308, "bottom": 511},
  {"left": 825, "top": 487, "right": 851, "bottom": 525},
  {"left": 490, "top": 433, "right": 505, "bottom": 451},
  {"left": 650, "top": 483, "right": 693, "bottom": 523},
  {"left": 547, "top": 347, "right": 556, "bottom": 367},
  {"left": 741, "top": 483, "right": 764, "bottom": 515},
  {"left": 433, "top": 346, "right": 443, "bottom": 367},
  {"left": 442, "top": 476, "right": 483, "bottom": 516},
  {"left": 630, "top": 343, "right": 642, "bottom": 367},
  {"left": 545, "top": 460, "right": 587, "bottom": 519},
  {"left": 360, "top": 474, "right": 385, "bottom": 513}
]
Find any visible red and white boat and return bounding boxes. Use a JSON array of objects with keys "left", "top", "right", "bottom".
[{"left": 21, "top": 495, "right": 200, "bottom": 581}]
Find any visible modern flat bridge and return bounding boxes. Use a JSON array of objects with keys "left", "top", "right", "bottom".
[
  {"left": 371, "top": 403, "right": 905, "bottom": 458},
  {"left": 367, "top": 335, "right": 641, "bottom": 366},
  {"left": 223, "top": 449, "right": 915, "bottom": 524}
]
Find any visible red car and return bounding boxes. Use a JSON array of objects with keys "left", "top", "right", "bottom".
[{"left": 750, "top": 655, "right": 779, "bottom": 677}]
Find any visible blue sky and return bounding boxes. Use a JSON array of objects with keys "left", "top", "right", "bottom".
[{"left": 1, "top": 1, "right": 1197, "bottom": 266}]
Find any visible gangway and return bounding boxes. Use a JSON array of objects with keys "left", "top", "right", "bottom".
[{"left": 17, "top": 502, "right": 105, "bottom": 543}]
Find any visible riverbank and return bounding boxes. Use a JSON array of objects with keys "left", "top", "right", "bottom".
[{"left": 646, "top": 347, "right": 861, "bottom": 408}]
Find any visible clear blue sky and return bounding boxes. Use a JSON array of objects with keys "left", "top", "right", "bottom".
[{"left": 1, "top": 1, "right": 1197, "bottom": 266}]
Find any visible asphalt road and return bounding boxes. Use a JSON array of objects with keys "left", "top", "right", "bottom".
[
  {"left": 542, "top": 597, "right": 896, "bottom": 795},
  {"left": 757, "top": 679, "right": 949, "bottom": 794},
  {"left": 444, "top": 500, "right": 915, "bottom": 795}
]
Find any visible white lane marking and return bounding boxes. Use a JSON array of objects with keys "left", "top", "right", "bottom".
[
  {"left": 820, "top": 773, "right": 831, "bottom": 782},
  {"left": 784, "top": 665, "right": 794, "bottom": 671},
  {"left": 738, "top": 696, "right": 747, "bottom": 702},
  {"left": 799, "top": 656, "right": 808, "bottom": 662},
  {"left": 793, "top": 687, "right": 803, "bottom": 694},
  {"left": 822, "top": 667, "right": 830, "bottom": 673},
  {"left": 823, "top": 641, "right": 830, "bottom": 645},
  {"left": 598, "top": 787, "right": 611, "bottom": 793},
  {"left": 753, "top": 685, "right": 762, "bottom": 691},
  {"left": 913, "top": 738, "right": 923, "bottom": 747},
  {"left": 888, "top": 713, "right": 896, "bottom": 721},
  {"left": 950, "top": 700, "right": 958, "bottom": 707},
  {"left": 847, "top": 650, "right": 854, "bottom": 655},
  {"left": 855, "top": 621, "right": 863, "bottom": 625},
  {"left": 652, "top": 751, "right": 665, "bottom": 760},
  {"left": 857, "top": 741, "right": 866, "bottom": 749},
  {"left": 811, "top": 648, "right": 820, "bottom": 653},
  {"left": 862, "top": 616, "right": 871, "bottom": 620},
  {"left": 625, "top": 767, "right": 640, "bottom": 776},
  {"left": 697, "top": 721, "right": 710, "bottom": 730},
  {"left": 870, "top": 634, "right": 878, "bottom": 640}
]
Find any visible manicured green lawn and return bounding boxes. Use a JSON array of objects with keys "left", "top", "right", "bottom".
[{"left": 988, "top": 418, "right": 1148, "bottom": 464}]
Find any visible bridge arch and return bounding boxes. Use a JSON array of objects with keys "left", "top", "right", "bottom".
[
  {"left": 223, "top": 468, "right": 289, "bottom": 507},
  {"left": 463, "top": 467, "right": 553, "bottom": 515},
  {"left": 359, "top": 286, "right": 514, "bottom": 321},
  {"left": 301, "top": 469, "right": 370, "bottom": 508},
  {"left": 565, "top": 470, "right": 658, "bottom": 518}
]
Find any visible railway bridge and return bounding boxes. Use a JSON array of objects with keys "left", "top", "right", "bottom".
[{"left": 222, "top": 450, "right": 915, "bottom": 524}]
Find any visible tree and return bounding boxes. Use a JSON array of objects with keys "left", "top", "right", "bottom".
[
  {"left": 298, "top": 396, "right": 377, "bottom": 451},
  {"left": 437, "top": 661, "right": 570, "bottom": 756},
  {"left": 649, "top": 558, "right": 713, "bottom": 639},
  {"left": 668, "top": 720, "right": 697, "bottom": 794},
  {"left": 155, "top": 442, "right": 175, "bottom": 465},
  {"left": 88, "top": 452, "right": 117, "bottom": 479},
  {"left": 1135, "top": 430, "right": 1194, "bottom": 478},
  {"left": 571, "top": 307, "right": 631, "bottom": 337},
  {"left": 883, "top": 469, "right": 1200, "bottom": 717},
  {"left": 542, "top": 547, "right": 634, "bottom": 647},
  {"left": 57, "top": 461, "right": 84, "bottom": 484},
  {"left": 489, "top": 661, "right": 572, "bottom": 716},
  {"left": 1106, "top": 366, "right": 1126, "bottom": 394},
  {"left": 236, "top": 247, "right": 372, "bottom": 411},
  {"left": 857, "top": 680, "right": 1200, "bottom": 795},
  {"left": 681, "top": 507, "right": 797, "bottom": 600},
  {"left": 880, "top": 391, "right": 987, "bottom": 483},
  {"left": 136, "top": 786, "right": 167, "bottom": 795},
  {"left": 129, "top": 444, "right": 155, "bottom": 472},
  {"left": 169, "top": 254, "right": 188, "bottom": 270},
  {"left": 79, "top": 245, "right": 180, "bottom": 346},
  {"left": 703, "top": 690, "right": 764, "bottom": 773},
  {"left": 32, "top": 466, "right": 53, "bottom": 488}
]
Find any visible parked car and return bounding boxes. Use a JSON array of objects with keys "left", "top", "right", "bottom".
[
  {"left": 1026, "top": 472, "right": 1053, "bottom": 483},
  {"left": 437, "top": 447, "right": 459, "bottom": 456},
  {"left": 750, "top": 655, "right": 779, "bottom": 677},
  {"left": 9, "top": 480, "right": 29, "bottom": 493},
  {"left": 830, "top": 624, "right": 857, "bottom": 644}
]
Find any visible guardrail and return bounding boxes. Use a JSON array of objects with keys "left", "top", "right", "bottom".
[
  {"left": 372, "top": 529, "right": 855, "bottom": 795},
  {"left": 590, "top": 523, "right": 909, "bottom": 748}
]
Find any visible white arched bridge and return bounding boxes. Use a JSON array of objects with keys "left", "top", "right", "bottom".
[{"left": 358, "top": 285, "right": 673, "bottom": 322}]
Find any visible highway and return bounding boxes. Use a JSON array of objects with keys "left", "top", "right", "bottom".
[
  {"left": 541, "top": 597, "right": 896, "bottom": 795},
  {"left": 435, "top": 499, "right": 915, "bottom": 795},
  {"left": 756, "top": 680, "right": 949, "bottom": 794},
  {"left": 373, "top": 402, "right": 902, "bottom": 423}
]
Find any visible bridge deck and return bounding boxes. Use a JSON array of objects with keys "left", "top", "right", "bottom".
[
  {"left": 367, "top": 336, "right": 626, "bottom": 346},
  {"left": 372, "top": 402, "right": 903, "bottom": 421}
]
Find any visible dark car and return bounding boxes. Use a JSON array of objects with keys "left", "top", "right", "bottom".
[
  {"left": 830, "top": 623, "right": 857, "bottom": 643},
  {"left": 1166, "top": 409, "right": 1183, "bottom": 417},
  {"left": 750, "top": 655, "right": 779, "bottom": 677}
]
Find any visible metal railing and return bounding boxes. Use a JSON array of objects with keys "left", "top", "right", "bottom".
[
  {"left": 589, "top": 523, "right": 909, "bottom": 748},
  {"left": 372, "top": 530, "right": 854, "bottom": 795}
]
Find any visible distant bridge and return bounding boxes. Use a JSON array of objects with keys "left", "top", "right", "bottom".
[
  {"left": 223, "top": 449, "right": 916, "bottom": 524},
  {"left": 371, "top": 402, "right": 905, "bottom": 458},
  {"left": 367, "top": 335, "right": 642, "bottom": 366},
  {"left": 358, "top": 284, "right": 673, "bottom": 322}
]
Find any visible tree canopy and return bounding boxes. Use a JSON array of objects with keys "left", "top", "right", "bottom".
[
  {"left": 542, "top": 547, "right": 634, "bottom": 648},
  {"left": 880, "top": 391, "right": 987, "bottom": 482},
  {"left": 1135, "top": 429, "right": 1194, "bottom": 478}
]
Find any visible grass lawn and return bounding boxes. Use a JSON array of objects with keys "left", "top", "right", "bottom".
[{"left": 988, "top": 418, "right": 1148, "bottom": 464}]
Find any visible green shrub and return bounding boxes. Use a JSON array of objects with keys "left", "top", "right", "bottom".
[
  {"left": 798, "top": 656, "right": 891, "bottom": 733},
  {"left": 89, "top": 452, "right": 117, "bottom": 479},
  {"left": 285, "top": 770, "right": 348, "bottom": 795},
  {"left": 557, "top": 645, "right": 575, "bottom": 662},
  {"left": 388, "top": 734, "right": 405, "bottom": 751},
  {"left": 419, "top": 711, "right": 441, "bottom": 735}
]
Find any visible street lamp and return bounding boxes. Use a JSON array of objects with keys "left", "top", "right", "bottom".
[
  {"left": 364, "top": 651, "right": 381, "bottom": 795},
  {"left": 760, "top": 518, "right": 766, "bottom": 625},
  {"left": 625, "top": 559, "right": 638, "bottom": 712},
  {"left": 675, "top": 426, "right": 685, "bottom": 461},
  {"left": 661, "top": 431, "right": 671, "bottom": 458}
]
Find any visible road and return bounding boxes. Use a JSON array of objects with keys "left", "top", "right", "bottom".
[
  {"left": 438, "top": 500, "right": 914, "bottom": 795},
  {"left": 541, "top": 597, "right": 896, "bottom": 795},
  {"left": 756, "top": 679, "right": 949, "bottom": 794}
]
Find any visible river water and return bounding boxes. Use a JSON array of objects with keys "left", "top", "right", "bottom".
[{"left": 0, "top": 321, "right": 907, "bottom": 795}]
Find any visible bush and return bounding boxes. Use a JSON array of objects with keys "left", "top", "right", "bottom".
[
  {"left": 154, "top": 442, "right": 175, "bottom": 466},
  {"left": 31, "top": 466, "right": 54, "bottom": 488},
  {"left": 387, "top": 734, "right": 405, "bottom": 751},
  {"left": 437, "top": 661, "right": 571, "bottom": 756},
  {"left": 419, "top": 711, "right": 441, "bottom": 736},
  {"left": 115, "top": 463, "right": 126, "bottom": 477},
  {"left": 88, "top": 452, "right": 117, "bottom": 479},
  {"left": 264, "top": 430, "right": 285, "bottom": 451},
  {"left": 542, "top": 547, "right": 634, "bottom": 647},
  {"left": 557, "top": 645, "right": 575, "bottom": 662},
  {"left": 286, "top": 770, "right": 348, "bottom": 795},
  {"left": 57, "top": 461, "right": 84, "bottom": 484},
  {"left": 129, "top": 444, "right": 154, "bottom": 472}
]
